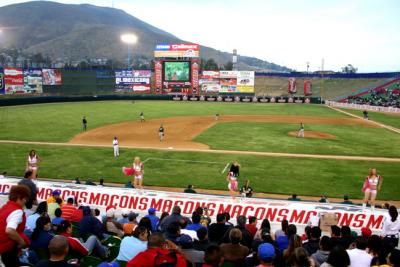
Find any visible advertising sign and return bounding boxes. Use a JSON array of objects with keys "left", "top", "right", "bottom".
[
  {"left": 42, "top": 69, "right": 62, "bottom": 85},
  {"left": 304, "top": 80, "right": 313, "bottom": 96},
  {"left": 115, "top": 70, "right": 151, "bottom": 92},
  {"left": 154, "top": 44, "right": 200, "bottom": 58},
  {"left": 0, "top": 68, "right": 4, "bottom": 94},
  {"left": 201, "top": 71, "right": 220, "bottom": 79},
  {"left": 4, "top": 67, "right": 24, "bottom": 94},
  {"left": 24, "top": 69, "right": 43, "bottom": 93},
  {"left": 220, "top": 71, "right": 238, "bottom": 79},
  {"left": 191, "top": 61, "right": 199, "bottom": 90},
  {"left": 288, "top": 78, "right": 297, "bottom": 94},
  {"left": 154, "top": 61, "right": 163, "bottom": 91}
]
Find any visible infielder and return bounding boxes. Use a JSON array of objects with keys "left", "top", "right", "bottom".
[
  {"left": 113, "top": 136, "right": 119, "bottom": 157},
  {"left": 297, "top": 122, "right": 304, "bottom": 138},
  {"left": 140, "top": 112, "right": 145, "bottom": 122},
  {"left": 159, "top": 124, "right": 165, "bottom": 142}
]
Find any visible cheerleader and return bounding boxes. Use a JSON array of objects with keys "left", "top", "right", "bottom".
[
  {"left": 362, "top": 168, "right": 383, "bottom": 212},
  {"left": 227, "top": 171, "right": 238, "bottom": 199},
  {"left": 133, "top": 156, "right": 144, "bottom": 190},
  {"left": 26, "top": 149, "right": 40, "bottom": 182}
]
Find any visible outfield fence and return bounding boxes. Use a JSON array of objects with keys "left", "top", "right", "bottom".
[{"left": 326, "top": 101, "right": 400, "bottom": 114}]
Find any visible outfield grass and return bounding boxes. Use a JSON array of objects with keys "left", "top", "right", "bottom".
[
  {"left": 195, "top": 122, "right": 400, "bottom": 157},
  {"left": 0, "top": 143, "right": 399, "bottom": 200},
  {"left": 0, "top": 101, "right": 343, "bottom": 142},
  {"left": 340, "top": 108, "right": 400, "bottom": 129}
]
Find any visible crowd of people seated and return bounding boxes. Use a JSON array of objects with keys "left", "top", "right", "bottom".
[
  {"left": 346, "top": 87, "right": 400, "bottom": 108},
  {"left": 1, "top": 181, "right": 400, "bottom": 267}
]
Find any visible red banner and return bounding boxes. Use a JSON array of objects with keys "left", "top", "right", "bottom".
[
  {"left": 304, "top": 80, "right": 312, "bottom": 96},
  {"left": 288, "top": 78, "right": 297, "bottom": 94},
  {"left": 191, "top": 60, "right": 199, "bottom": 92},
  {"left": 4, "top": 67, "right": 24, "bottom": 94},
  {"left": 154, "top": 61, "right": 163, "bottom": 93}
]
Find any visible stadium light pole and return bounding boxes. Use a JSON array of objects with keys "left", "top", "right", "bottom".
[{"left": 120, "top": 33, "right": 138, "bottom": 69}]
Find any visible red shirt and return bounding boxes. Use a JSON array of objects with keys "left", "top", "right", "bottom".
[
  {"left": 70, "top": 209, "right": 83, "bottom": 222},
  {"left": 60, "top": 232, "right": 88, "bottom": 256},
  {"left": 61, "top": 203, "right": 77, "bottom": 221},
  {"left": 245, "top": 224, "right": 258, "bottom": 238},
  {"left": 127, "top": 247, "right": 187, "bottom": 267}
]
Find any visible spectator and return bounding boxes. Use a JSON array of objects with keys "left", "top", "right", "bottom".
[
  {"left": 79, "top": 206, "right": 105, "bottom": 240},
  {"left": 178, "top": 234, "right": 204, "bottom": 266},
  {"left": 156, "top": 211, "right": 169, "bottom": 231},
  {"left": 58, "top": 220, "right": 108, "bottom": 259},
  {"left": 276, "top": 224, "right": 297, "bottom": 252},
  {"left": 319, "top": 195, "right": 329, "bottom": 203},
  {"left": 303, "top": 226, "right": 322, "bottom": 255},
  {"left": 51, "top": 208, "right": 64, "bottom": 227},
  {"left": 338, "top": 225, "right": 354, "bottom": 249},
  {"left": 117, "top": 226, "right": 148, "bottom": 261},
  {"left": 85, "top": 178, "right": 96, "bottom": 186},
  {"left": 94, "top": 208, "right": 102, "bottom": 223},
  {"left": 347, "top": 236, "right": 372, "bottom": 267},
  {"left": 0, "top": 185, "right": 31, "bottom": 267},
  {"left": 293, "top": 247, "right": 313, "bottom": 267},
  {"left": 60, "top": 197, "right": 77, "bottom": 221},
  {"left": 283, "top": 234, "right": 302, "bottom": 266},
  {"left": 361, "top": 227, "right": 372, "bottom": 238},
  {"left": 179, "top": 218, "right": 198, "bottom": 241},
  {"left": 48, "top": 198, "right": 63, "bottom": 220},
  {"left": 30, "top": 215, "right": 54, "bottom": 250},
  {"left": 387, "top": 249, "right": 400, "bottom": 266},
  {"left": 234, "top": 215, "right": 253, "bottom": 249},
  {"left": 202, "top": 245, "right": 222, "bottom": 267},
  {"left": 311, "top": 236, "right": 332, "bottom": 267},
  {"left": 46, "top": 190, "right": 63, "bottom": 205},
  {"left": 224, "top": 212, "right": 233, "bottom": 227},
  {"left": 144, "top": 207, "right": 159, "bottom": 232},
  {"left": 104, "top": 207, "right": 124, "bottom": 238},
  {"left": 184, "top": 184, "right": 197, "bottom": 193},
  {"left": 118, "top": 210, "right": 130, "bottom": 224},
  {"left": 257, "top": 243, "right": 276, "bottom": 267},
  {"left": 18, "top": 170, "right": 37, "bottom": 209},
  {"left": 123, "top": 212, "right": 139, "bottom": 235},
  {"left": 35, "top": 235, "right": 78, "bottom": 267},
  {"left": 367, "top": 235, "right": 387, "bottom": 266},
  {"left": 240, "top": 179, "right": 253, "bottom": 197},
  {"left": 208, "top": 213, "right": 232, "bottom": 244},
  {"left": 187, "top": 212, "right": 206, "bottom": 232},
  {"left": 70, "top": 205, "right": 84, "bottom": 223},
  {"left": 194, "top": 227, "right": 209, "bottom": 252},
  {"left": 288, "top": 194, "right": 301, "bottom": 201},
  {"left": 196, "top": 207, "right": 211, "bottom": 226},
  {"left": 246, "top": 216, "right": 258, "bottom": 238},
  {"left": 382, "top": 205, "right": 400, "bottom": 249},
  {"left": 138, "top": 217, "right": 153, "bottom": 234},
  {"left": 341, "top": 195, "right": 353, "bottom": 205},
  {"left": 254, "top": 219, "right": 272, "bottom": 240},
  {"left": 165, "top": 221, "right": 182, "bottom": 244},
  {"left": 159, "top": 206, "right": 186, "bottom": 232},
  {"left": 220, "top": 228, "right": 249, "bottom": 266},
  {"left": 126, "top": 232, "right": 187, "bottom": 267},
  {"left": 26, "top": 201, "right": 48, "bottom": 231},
  {"left": 320, "top": 246, "right": 350, "bottom": 267},
  {"left": 275, "top": 219, "right": 289, "bottom": 239}
]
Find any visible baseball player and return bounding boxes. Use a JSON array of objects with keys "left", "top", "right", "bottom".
[
  {"left": 159, "top": 124, "right": 165, "bottom": 142},
  {"left": 140, "top": 112, "right": 145, "bottom": 122},
  {"left": 297, "top": 122, "right": 304, "bottom": 138},
  {"left": 113, "top": 136, "right": 119, "bottom": 157},
  {"left": 82, "top": 116, "right": 87, "bottom": 131}
]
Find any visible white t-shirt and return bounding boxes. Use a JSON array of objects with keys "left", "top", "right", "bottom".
[
  {"left": 113, "top": 139, "right": 119, "bottom": 146},
  {"left": 181, "top": 229, "right": 198, "bottom": 241},
  {"left": 347, "top": 248, "right": 372, "bottom": 267},
  {"left": 382, "top": 215, "right": 400, "bottom": 236},
  {"left": 6, "top": 209, "right": 23, "bottom": 229}
]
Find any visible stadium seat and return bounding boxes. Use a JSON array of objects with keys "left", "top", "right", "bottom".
[{"left": 79, "top": 255, "right": 103, "bottom": 267}]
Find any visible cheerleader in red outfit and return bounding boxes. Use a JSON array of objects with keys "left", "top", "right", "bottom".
[
  {"left": 122, "top": 157, "right": 144, "bottom": 190},
  {"left": 362, "top": 168, "right": 383, "bottom": 212},
  {"left": 227, "top": 171, "right": 238, "bottom": 199}
]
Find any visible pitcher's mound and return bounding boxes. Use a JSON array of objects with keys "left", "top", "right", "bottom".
[{"left": 288, "top": 131, "right": 336, "bottom": 139}]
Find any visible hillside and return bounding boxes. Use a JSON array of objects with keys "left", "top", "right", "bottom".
[{"left": 0, "top": 1, "right": 291, "bottom": 71}]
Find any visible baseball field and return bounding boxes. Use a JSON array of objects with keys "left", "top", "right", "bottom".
[{"left": 0, "top": 100, "right": 399, "bottom": 200}]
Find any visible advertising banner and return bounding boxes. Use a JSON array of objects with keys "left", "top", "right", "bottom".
[
  {"left": 0, "top": 68, "right": 4, "bottom": 94},
  {"left": 4, "top": 67, "right": 24, "bottom": 94},
  {"left": 24, "top": 69, "right": 43, "bottom": 93},
  {"left": 288, "top": 78, "right": 297, "bottom": 94},
  {"left": 220, "top": 71, "right": 238, "bottom": 79},
  {"left": 191, "top": 60, "right": 199, "bottom": 90},
  {"left": 304, "top": 80, "right": 313, "bottom": 96},
  {"left": 0, "top": 178, "right": 386, "bottom": 232},
  {"left": 115, "top": 70, "right": 151, "bottom": 92},
  {"left": 42, "top": 69, "right": 62, "bottom": 85},
  {"left": 201, "top": 71, "right": 220, "bottom": 79},
  {"left": 155, "top": 44, "right": 200, "bottom": 58},
  {"left": 237, "top": 71, "right": 255, "bottom": 93},
  {"left": 154, "top": 61, "right": 163, "bottom": 91}
]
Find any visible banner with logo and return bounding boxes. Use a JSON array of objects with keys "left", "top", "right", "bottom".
[
  {"left": 237, "top": 71, "right": 255, "bottom": 92},
  {"left": 24, "top": 69, "right": 43, "bottom": 93},
  {"left": 0, "top": 178, "right": 387, "bottom": 232},
  {"left": 0, "top": 68, "right": 4, "bottom": 94},
  {"left": 304, "top": 80, "right": 312, "bottom": 96},
  {"left": 199, "top": 71, "right": 254, "bottom": 93},
  {"left": 154, "top": 44, "right": 200, "bottom": 58},
  {"left": 191, "top": 60, "right": 199, "bottom": 90},
  {"left": 154, "top": 61, "right": 163, "bottom": 92},
  {"left": 4, "top": 67, "right": 24, "bottom": 94},
  {"left": 288, "top": 78, "right": 297, "bottom": 94},
  {"left": 42, "top": 69, "right": 62, "bottom": 85},
  {"left": 115, "top": 70, "right": 151, "bottom": 92}
]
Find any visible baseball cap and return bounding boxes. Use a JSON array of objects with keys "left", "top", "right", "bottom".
[
  {"left": 258, "top": 243, "right": 275, "bottom": 261},
  {"left": 148, "top": 207, "right": 157, "bottom": 214},
  {"left": 106, "top": 204, "right": 117, "bottom": 212},
  {"left": 97, "top": 262, "right": 120, "bottom": 267},
  {"left": 106, "top": 208, "right": 115, "bottom": 218},
  {"left": 52, "top": 189, "right": 61, "bottom": 196},
  {"left": 361, "top": 227, "right": 372, "bottom": 237}
]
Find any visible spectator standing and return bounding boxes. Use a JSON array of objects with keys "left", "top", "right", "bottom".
[
  {"left": 303, "top": 226, "right": 322, "bottom": 255},
  {"left": 0, "top": 185, "right": 31, "bottom": 267},
  {"left": 382, "top": 205, "right": 400, "bottom": 249},
  {"left": 208, "top": 213, "right": 231, "bottom": 244},
  {"left": 246, "top": 216, "right": 258, "bottom": 238},
  {"left": 220, "top": 228, "right": 249, "bottom": 266},
  {"left": 283, "top": 234, "right": 302, "bottom": 266},
  {"left": 18, "top": 170, "right": 37, "bottom": 209},
  {"left": 311, "top": 236, "right": 332, "bottom": 267},
  {"left": 347, "top": 236, "right": 373, "bottom": 267},
  {"left": 187, "top": 212, "right": 206, "bottom": 232},
  {"left": 320, "top": 246, "right": 350, "bottom": 267}
]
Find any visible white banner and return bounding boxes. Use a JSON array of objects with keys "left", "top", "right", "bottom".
[{"left": 326, "top": 101, "right": 400, "bottom": 114}]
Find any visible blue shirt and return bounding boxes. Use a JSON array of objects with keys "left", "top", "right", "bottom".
[
  {"left": 145, "top": 214, "right": 160, "bottom": 232},
  {"left": 186, "top": 223, "right": 206, "bottom": 232},
  {"left": 26, "top": 213, "right": 40, "bottom": 230},
  {"left": 31, "top": 230, "right": 54, "bottom": 250},
  {"left": 116, "top": 236, "right": 147, "bottom": 261},
  {"left": 52, "top": 217, "right": 65, "bottom": 225}
]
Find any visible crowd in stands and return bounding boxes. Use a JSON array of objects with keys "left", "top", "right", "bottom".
[
  {"left": 346, "top": 86, "right": 400, "bottom": 108},
  {"left": 1, "top": 180, "right": 400, "bottom": 267}
]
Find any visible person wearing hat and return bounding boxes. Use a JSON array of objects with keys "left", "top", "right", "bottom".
[
  {"left": 145, "top": 208, "right": 160, "bottom": 232},
  {"left": 257, "top": 243, "right": 276, "bottom": 267},
  {"left": 105, "top": 207, "right": 124, "bottom": 238},
  {"left": 361, "top": 227, "right": 372, "bottom": 238},
  {"left": 47, "top": 189, "right": 64, "bottom": 205},
  {"left": 118, "top": 209, "right": 131, "bottom": 225},
  {"left": 177, "top": 234, "right": 204, "bottom": 266},
  {"left": 123, "top": 212, "right": 139, "bottom": 235}
]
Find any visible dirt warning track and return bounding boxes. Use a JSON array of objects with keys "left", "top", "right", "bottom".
[{"left": 69, "top": 115, "right": 378, "bottom": 150}]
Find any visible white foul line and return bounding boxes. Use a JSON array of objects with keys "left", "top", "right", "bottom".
[{"left": 142, "top": 157, "right": 224, "bottom": 165}]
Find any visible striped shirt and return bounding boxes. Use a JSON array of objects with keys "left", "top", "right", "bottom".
[{"left": 61, "top": 203, "right": 77, "bottom": 221}]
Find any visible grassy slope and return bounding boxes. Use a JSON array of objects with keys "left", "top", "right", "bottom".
[
  {"left": 0, "top": 143, "right": 399, "bottom": 200},
  {"left": 0, "top": 101, "right": 343, "bottom": 142},
  {"left": 195, "top": 122, "right": 400, "bottom": 157},
  {"left": 340, "top": 109, "right": 400, "bottom": 129}
]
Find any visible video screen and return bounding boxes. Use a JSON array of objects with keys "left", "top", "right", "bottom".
[{"left": 164, "top": 61, "right": 190, "bottom": 82}]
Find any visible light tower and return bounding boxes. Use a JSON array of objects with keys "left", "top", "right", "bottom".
[
  {"left": 232, "top": 49, "right": 237, "bottom": 70},
  {"left": 120, "top": 33, "right": 138, "bottom": 69}
]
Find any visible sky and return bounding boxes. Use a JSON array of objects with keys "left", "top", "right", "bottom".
[{"left": 0, "top": 0, "right": 399, "bottom": 72}]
